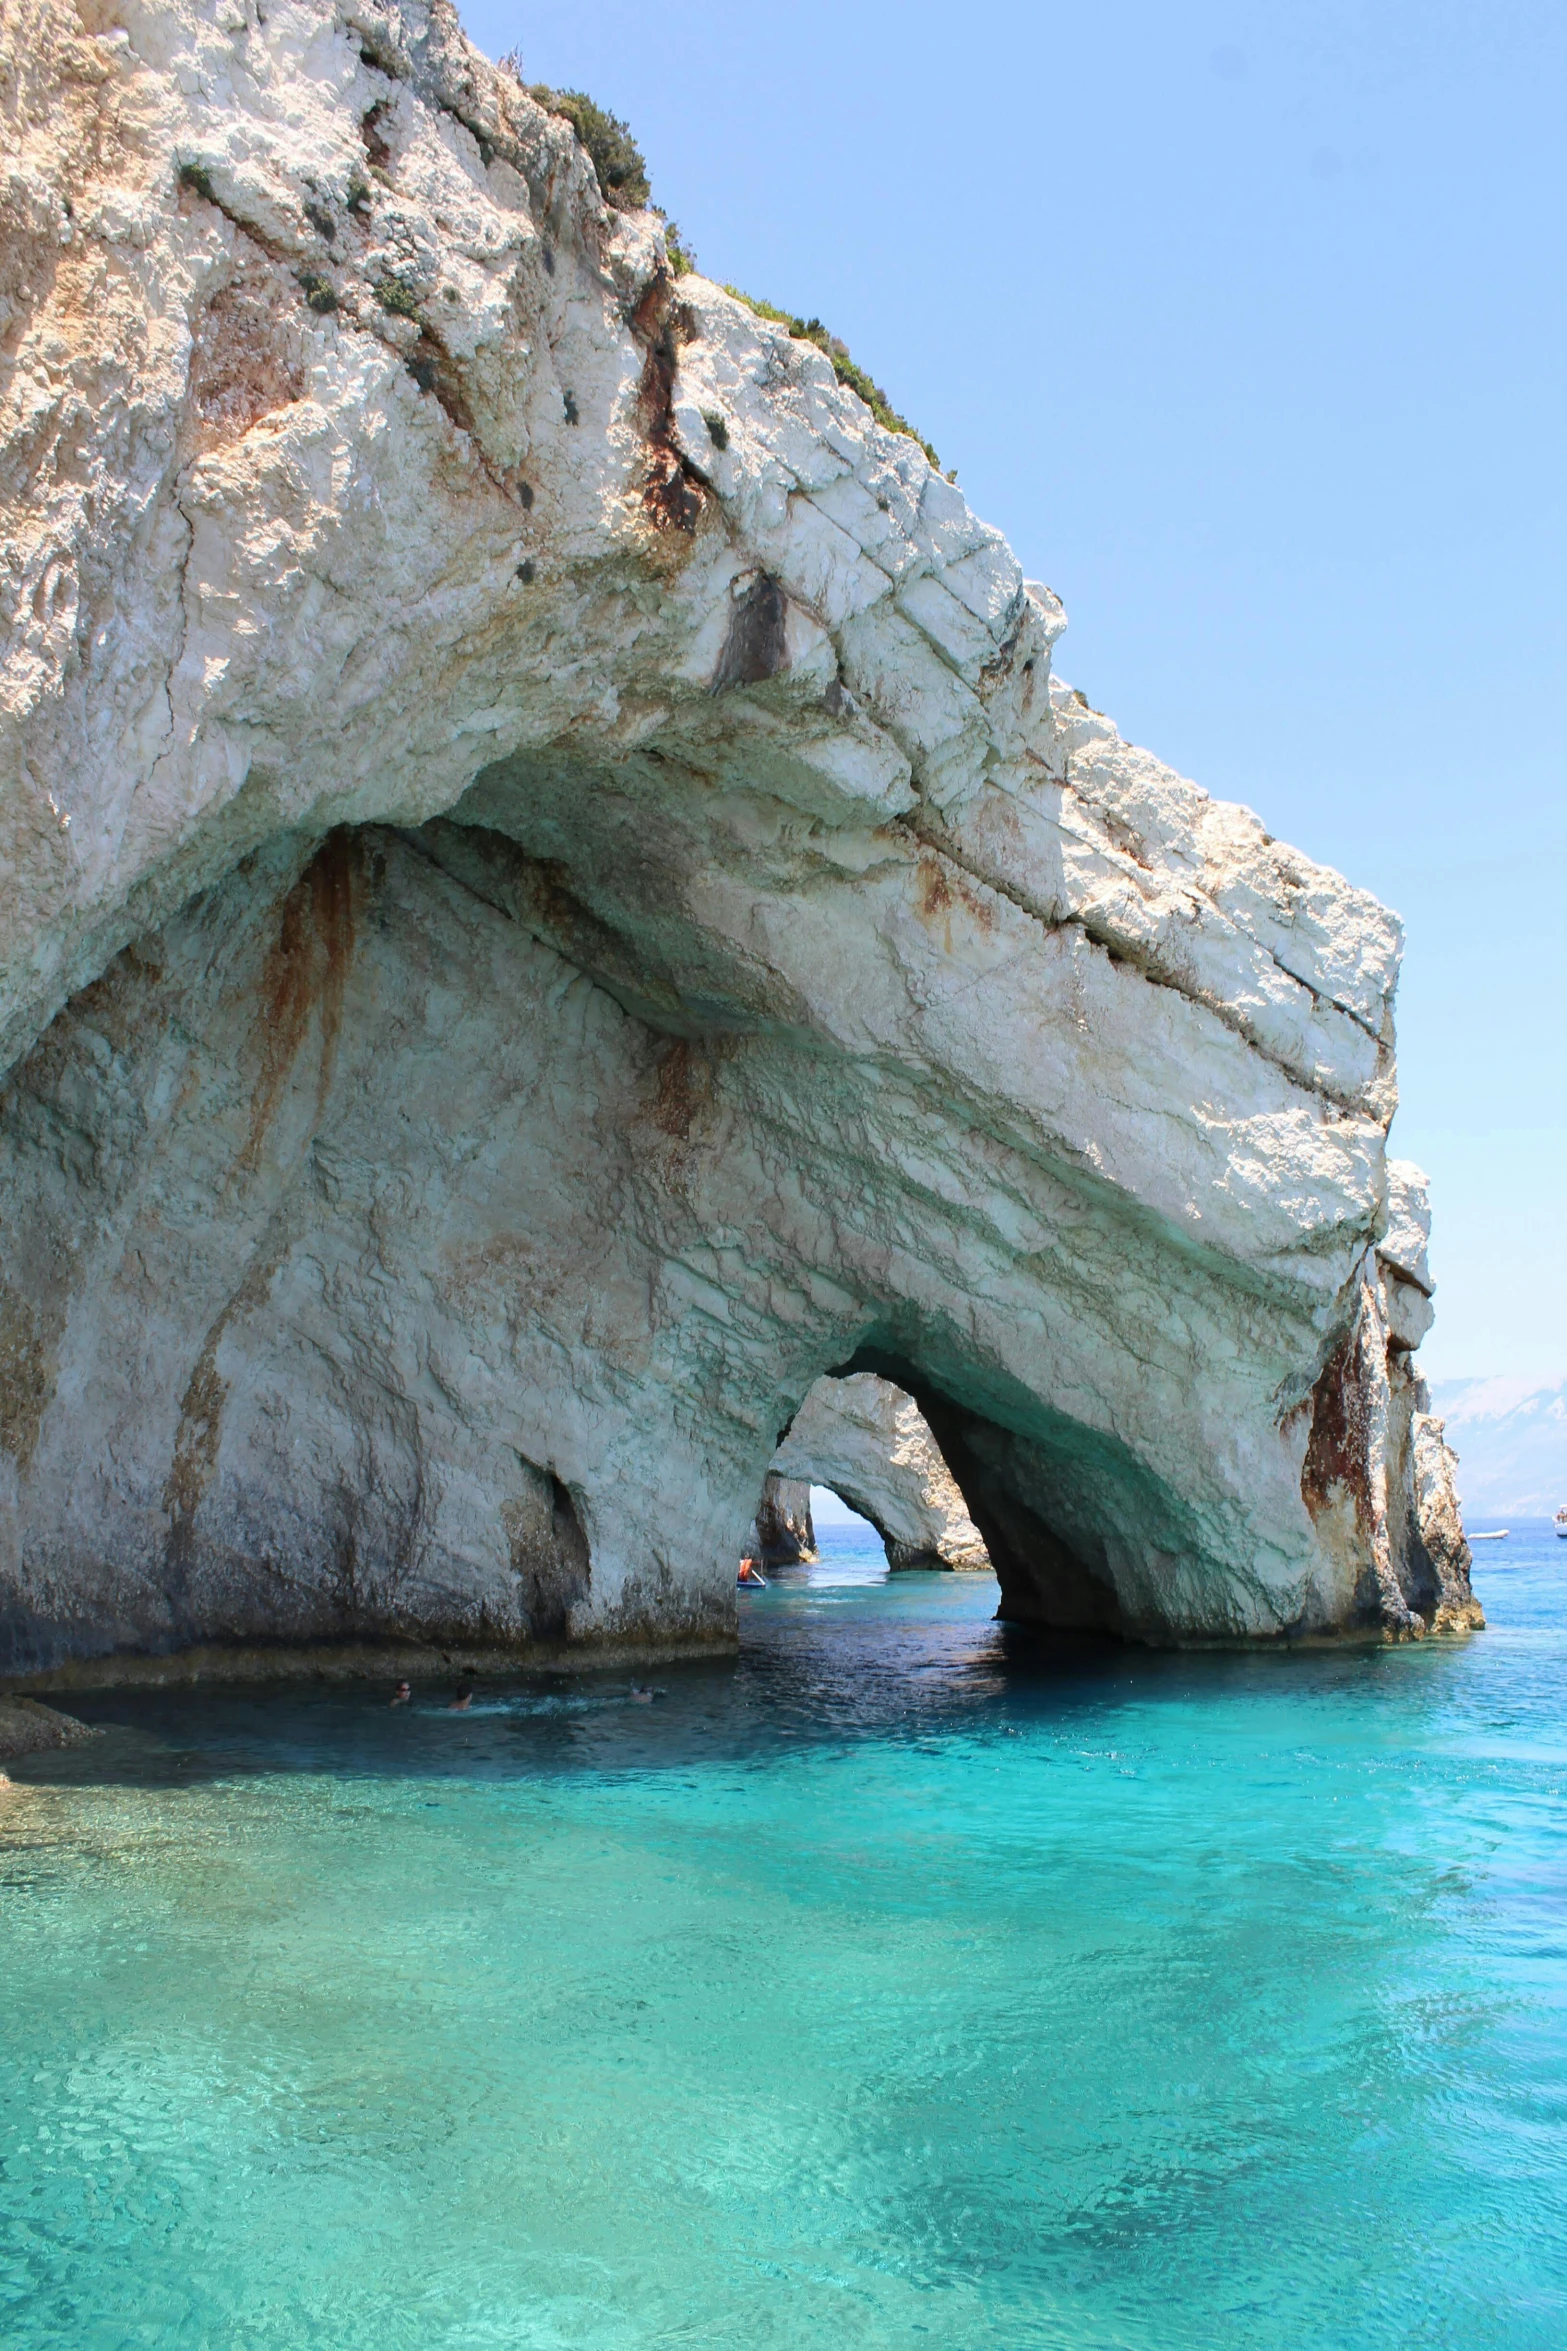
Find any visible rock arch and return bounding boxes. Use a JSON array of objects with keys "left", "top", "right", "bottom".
[
  {"left": 0, "top": 1, "right": 1477, "bottom": 1680},
  {"left": 761, "top": 1375, "right": 991, "bottom": 1573}
]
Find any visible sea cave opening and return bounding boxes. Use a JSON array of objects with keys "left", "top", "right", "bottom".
[
  {"left": 746, "top": 1372, "right": 994, "bottom": 1586},
  {"left": 742, "top": 1352, "right": 1190, "bottom": 1642}
]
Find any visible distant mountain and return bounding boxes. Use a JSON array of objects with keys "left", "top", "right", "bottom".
[{"left": 1426, "top": 1378, "right": 1567, "bottom": 1520}]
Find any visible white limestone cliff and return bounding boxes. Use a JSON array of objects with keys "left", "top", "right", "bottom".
[
  {"left": 750, "top": 1475, "right": 817, "bottom": 1568},
  {"left": 0, "top": 0, "right": 1478, "bottom": 1679},
  {"left": 772, "top": 1375, "right": 991, "bottom": 1571}
]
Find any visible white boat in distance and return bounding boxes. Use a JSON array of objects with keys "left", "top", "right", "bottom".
[
  {"left": 1470, "top": 1529, "right": 1509, "bottom": 1541},
  {"left": 1556, "top": 1507, "right": 1567, "bottom": 1539}
]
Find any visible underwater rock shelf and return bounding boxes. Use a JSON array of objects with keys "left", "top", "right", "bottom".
[{"left": 0, "top": 0, "right": 1477, "bottom": 1680}]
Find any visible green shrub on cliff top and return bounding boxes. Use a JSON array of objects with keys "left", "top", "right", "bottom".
[
  {"left": 500, "top": 57, "right": 942, "bottom": 470},
  {"left": 723, "top": 290, "right": 943, "bottom": 472},
  {"left": 662, "top": 219, "right": 697, "bottom": 277},
  {"left": 528, "top": 84, "right": 650, "bottom": 211}
]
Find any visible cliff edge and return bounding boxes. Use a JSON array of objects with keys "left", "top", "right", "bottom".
[{"left": 0, "top": 0, "right": 1478, "bottom": 1675}]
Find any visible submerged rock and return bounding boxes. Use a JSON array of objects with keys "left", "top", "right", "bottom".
[
  {"left": 0, "top": 0, "right": 1477, "bottom": 1675},
  {"left": 0, "top": 1697, "right": 100, "bottom": 1760},
  {"left": 774, "top": 1376, "right": 991, "bottom": 1571}
]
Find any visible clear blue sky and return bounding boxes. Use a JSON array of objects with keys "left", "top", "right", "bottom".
[{"left": 461, "top": 1, "right": 1565, "bottom": 1380}]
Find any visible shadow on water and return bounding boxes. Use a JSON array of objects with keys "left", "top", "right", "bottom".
[{"left": 11, "top": 1531, "right": 1535, "bottom": 1795}]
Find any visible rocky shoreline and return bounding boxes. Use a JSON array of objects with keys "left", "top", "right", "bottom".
[{"left": 0, "top": 1694, "right": 100, "bottom": 1760}]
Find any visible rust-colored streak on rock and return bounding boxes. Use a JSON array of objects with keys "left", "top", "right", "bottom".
[
  {"left": 1301, "top": 1327, "right": 1374, "bottom": 1533},
  {"left": 239, "top": 874, "right": 313, "bottom": 1170},
  {"left": 652, "top": 1036, "right": 695, "bottom": 1137},
  {"left": 309, "top": 827, "right": 356, "bottom": 1115},
  {"left": 632, "top": 274, "right": 703, "bottom": 534},
  {"left": 917, "top": 858, "right": 954, "bottom": 920},
  {"left": 0, "top": 1281, "right": 61, "bottom": 1473},
  {"left": 162, "top": 1343, "right": 230, "bottom": 1525},
  {"left": 160, "top": 1232, "right": 286, "bottom": 1582},
  {"left": 239, "top": 831, "right": 356, "bottom": 1172},
  {"left": 188, "top": 269, "right": 306, "bottom": 445},
  {"left": 914, "top": 851, "right": 996, "bottom": 936}
]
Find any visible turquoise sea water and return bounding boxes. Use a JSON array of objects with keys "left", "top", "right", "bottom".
[{"left": 2, "top": 1527, "right": 1563, "bottom": 2350}]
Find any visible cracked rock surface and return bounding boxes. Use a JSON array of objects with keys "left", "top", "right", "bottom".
[{"left": 0, "top": 0, "right": 1478, "bottom": 1678}]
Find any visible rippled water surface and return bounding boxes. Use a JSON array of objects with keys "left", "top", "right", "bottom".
[{"left": 2, "top": 1526, "right": 1564, "bottom": 2349}]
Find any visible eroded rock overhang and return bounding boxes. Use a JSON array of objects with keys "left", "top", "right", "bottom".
[{"left": 0, "top": 0, "right": 1478, "bottom": 1675}]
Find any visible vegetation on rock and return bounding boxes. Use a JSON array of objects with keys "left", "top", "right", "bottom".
[
  {"left": 498, "top": 58, "right": 934, "bottom": 466},
  {"left": 527, "top": 82, "right": 651, "bottom": 211},
  {"left": 659, "top": 218, "right": 696, "bottom": 277},
  {"left": 723, "top": 288, "right": 942, "bottom": 471},
  {"left": 374, "top": 276, "right": 422, "bottom": 318}
]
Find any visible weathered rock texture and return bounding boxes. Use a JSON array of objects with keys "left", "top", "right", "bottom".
[
  {"left": 751, "top": 1474, "right": 816, "bottom": 1569},
  {"left": 0, "top": 1695, "right": 99, "bottom": 1759},
  {"left": 0, "top": 0, "right": 1478, "bottom": 1678},
  {"left": 773, "top": 1375, "right": 991, "bottom": 1571}
]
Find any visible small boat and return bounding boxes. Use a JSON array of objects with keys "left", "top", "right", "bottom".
[
  {"left": 1470, "top": 1529, "right": 1509, "bottom": 1542},
  {"left": 1556, "top": 1507, "right": 1567, "bottom": 1540}
]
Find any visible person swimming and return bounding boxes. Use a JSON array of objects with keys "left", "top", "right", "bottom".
[
  {"left": 390, "top": 1680, "right": 412, "bottom": 1707},
  {"left": 448, "top": 1686, "right": 473, "bottom": 1711}
]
